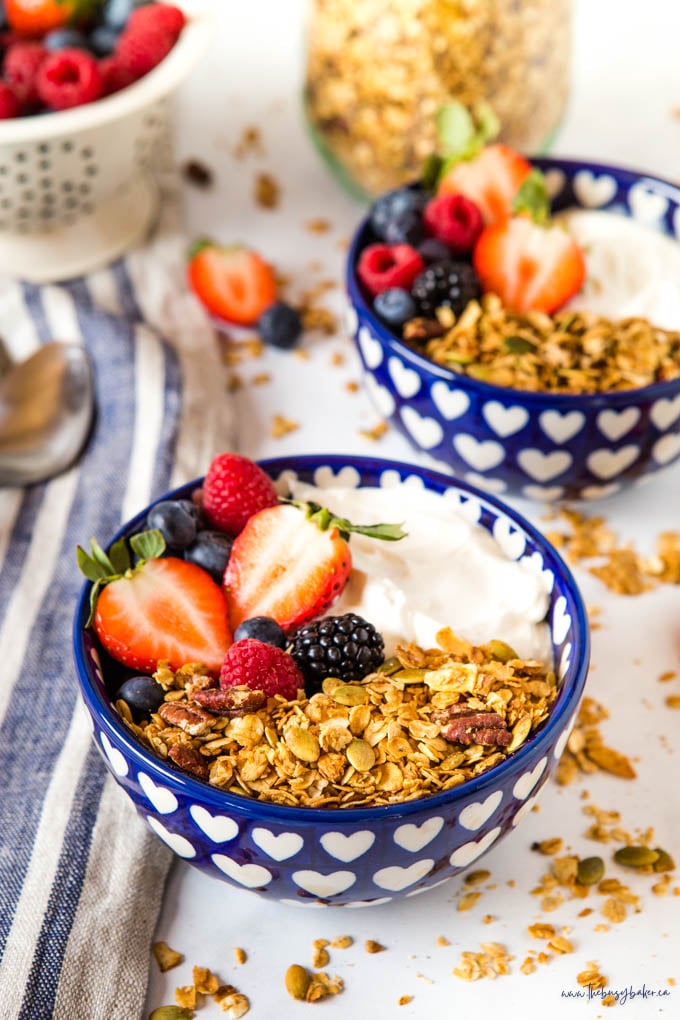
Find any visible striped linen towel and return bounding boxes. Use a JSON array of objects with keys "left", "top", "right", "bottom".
[{"left": 0, "top": 191, "right": 234, "bottom": 1020}]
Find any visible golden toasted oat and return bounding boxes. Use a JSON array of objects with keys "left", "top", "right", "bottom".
[
  {"left": 365, "top": 940, "right": 386, "bottom": 954},
  {"left": 153, "top": 941, "right": 184, "bottom": 973},
  {"left": 233, "top": 947, "right": 247, "bottom": 965},
  {"left": 270, "top": 414, "right": 299, "bottom": 439},
  {"left": 253, "top": 171, "right": 280, "bottom": 209},
  {"left": 359, "top": 421, "right": 389, "bottom": 441}
]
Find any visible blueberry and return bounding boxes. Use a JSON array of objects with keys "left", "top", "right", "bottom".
[
  {"left": 117, "top": 675, "right": 165, "bottom": 720},
  {"left": 146, "top": 499, "right": 198, "bottom": 550},
  {"left": 44, "top": 29, "right": 92, "bottom": 51},
  {"left": 102, "top": 0, "right": 135, "bottom": 29},
  {"left": 369, "top": 188, "right": 427, "bottom": 241},
  {"left": 373, "top": 287, "right": 416, "bottom": 327},
  {"left": 234, "top": 616, "right": 287, "bottom": 649},
  {"left": 383, "top": 208, "right": 425, "bottom": 246},
  {"left": 418, "top": 237, "right": 453, "bottom": 264},
  {"left": 89, "top": 25, "right": 120, "bottom": 56},
  {"left": 184, "top": 530, "right": 233, "bottom": 583},
  {"left": 258, "top": 301, "right": 303, "bottom": 350}
]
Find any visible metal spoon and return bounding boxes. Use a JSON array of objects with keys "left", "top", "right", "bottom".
[{"left": 0, "top": 342, "right": 95, "bottom": 487}]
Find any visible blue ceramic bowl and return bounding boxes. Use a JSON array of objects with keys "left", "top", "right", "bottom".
[
  {"left": 74, "top": 454, "right": 589, "bottom": 907},
  {"left": 346, "top": 158, "right": 680, "bottom": 502}
]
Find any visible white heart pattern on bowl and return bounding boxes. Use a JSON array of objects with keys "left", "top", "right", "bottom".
[
  {"left": 357, "top": 326, "right": 383, "bottom": 369},
  {"left": 597, "top": 407, "right": 640, "bottom": 442},
  {"left": 573, "top": 170, "right": 617, "bottom": 208},
  {"left": 538, "top": 409, "right": 585, "bottom": 445},
  {"left": 482, "top": 401, "right": 529, "bottom": 438},
  {"left": 100, "top": 732, "right": 128, "bottom": 778},
  {"left": 400, "top": 406, "right": 443, "bottom": 450},
  {"left": 518, "top": 449, "right": 572, "bottom": 482},
  {"left": 344, "top": 302, "right": 359, "bottom": 338},
  {"left": 394, "top": 817, "right": 444, "bottom": 852},
  {"left": 492, "top": 518, "right": 526, "bottom": 561},
  {"left": 552, "top": 594, "right": 571, "bottom": 645},
  {"left": 653, "top": 432, "right": 680, "bottom": 465},
  {"left": 628, "top": 183, "right": 669, "bottom": 223},
  {"left": 559, "top": 642, "right": 573, "bottom": 681},
  {"left": 430, "top": 381, "right": 470, "bottom": 420},
  {"left": 587, "top": 445, "right": 639, "bottom": 479},
  {"left": 147, "top": 816, "right": 196, "bottom": 858},
  {"left": 373, "top": 859, "right": 434, "bottom": 891},
  {"left": 251, "top": 827, "right": 304, "bottom": 861},
  {"left": 364, "top": 374, "right": 396, "bottom": 419},
  {"left": 651, "top": 394, "right": 680, "bottom": 430},
  {"left": 554, "top": 713, "right": 577, "bottom": 760},
  {"left": 441, "top": 488, "right": 482, "bottom": 524},
  {"left": 138, "top": 772, "right": 178, "bottom": 815},
  {"left": 453, "top": 434, "right": 504, "bottom": 471},
  {"left": 212, "top": 854, "right": 273, "bottom": 888},
  {"left": 292, "top": 869, "right": 357, "bottom": 897},
  {"left": 544, "top": 168, "right": 566, "bottom": 198},
  {"left": 189, "top": 805, "right": 238, "bottom": 844},
  {"left": 320, "top": 829, "right": 375, "bottom": 862},
  {"left": 522, "top": 484, "right": 565, "bottom": 502},
  {"left": 464, "top": 472, "right": 507, "bottom": 494},
  {"left": 511, "top": 795, "right": 540, "bottom": 827},
  {"left": 313, "top": 465, "right": 361, "bottom": 489},
  {"left": 581, "top": 482, "right": 621, "bottom": 500},
  {"left": 520, "top": 551, "right": 555, "bottom": 594},
  {"left": 512, "top": 757, "right": 547, "bottom": 801},
  {"left": 449, "top": 826, "right": 501, "bottom": 867},
  {"left": 458, "top": 790, "right": 503, "bottom": 831},
  {"left": 388, "top": 356, "right": 421, "bottom": 398}
]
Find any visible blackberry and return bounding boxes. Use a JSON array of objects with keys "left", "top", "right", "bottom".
[
  {"left": 291, "top": 613, "right": 384, "bottom": 694},
  {"left": 410, "top": 261, "right": 481, "bottom": 318}
]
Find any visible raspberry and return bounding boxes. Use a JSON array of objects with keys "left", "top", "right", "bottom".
[
  {"left": 115, "top": 25, "right": 175, "bottom": 80},
  {"left": 127, "top": 3, "right": 186, "bottom": 41},
  {"left": 357, "top": 243, "right": 425, "bottom": 296},
  {"left": 219, "top": 639, "right": 303, "bottom": 701},
  {"left": 202, "top": 453, "right": 279, "bottom": 535},
  {"left": 0, "top": 82, "right": 21, "bottom": 120},
  {"left": 36, "top": 49, "right": 103, "bottom": 111},
  {"left": 99, "top": 56, "right": 135, "bottom": 96},
  {"left": 423, "top": 194, "right": 484, "bottom": 254},
  {"left": 4, "top": 42, "right": 47, "bottom": 108}
]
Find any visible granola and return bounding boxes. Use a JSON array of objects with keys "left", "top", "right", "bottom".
[{"left": 117, "top": 635, "right": 557, "bottom": 809}]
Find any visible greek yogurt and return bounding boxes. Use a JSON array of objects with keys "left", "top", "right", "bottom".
[{"left": 289, "top": 480, "right": 552, "bottom": 663}]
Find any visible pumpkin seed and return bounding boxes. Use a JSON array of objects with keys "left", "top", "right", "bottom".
[
  {"left": 346, "top": 738, "right": 375, "bottom": 772},
  {"left": 503, "top": 335, "right": 536, "bottom": 354},
  {"left": 652, "top": 848, "right": 676, "bottom": 873},
  {"left": 321, "top": 676, "right": 343, "bottom": 696},
  {"left": 377, "top": 657, "right": 401, "bottom": 676},
  {"left": 393, "top": 667, "right": 428, "bottom": 684},
  {"left": 332, "top": 684, "right": 368, "bottom": 707},
  {"left": 507, "top": 715, "right": 532, "bottom": 752},
  {"left": 577, "top": 856, "right": 605, "bottom": 886},
  {"left": 486, "top": 639, "right": 519, "bottom": 663},
  {"left": 285, "top": 964, "right": 311, "bottom": 1001},
  {"left": 286, "top": 726, "right": 320, "bottom": 763},
  {"left": 613, "top": 845, "right": 660, "bottom": 869},
  {"left": 149, "top": 1009, "right": 193, "bottom": 1020}
]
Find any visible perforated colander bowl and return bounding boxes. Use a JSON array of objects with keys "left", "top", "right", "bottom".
[{"left": 0, "top": 5, "right": 210, "bottom": 283}]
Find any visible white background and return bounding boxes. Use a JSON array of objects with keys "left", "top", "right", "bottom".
[{"left": 146, "top": 1, "right": 680, "bottom": 1016}]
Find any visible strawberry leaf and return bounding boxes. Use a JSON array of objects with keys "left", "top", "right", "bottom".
[
  {"left": 77, "top": 537, "right": 117, "bottom": 580},
  {"left": 284, "top": 500, "right": 407, "bottom": 543},
  {"left": 512, "top": 169, "right": 551, "bottom": 225},
  {"left": 436, "top": 103, "right": 476, "bottom": 161},
  {"left": 130, "top": 529, "right": 166, "bottom": 562},
  {"left": 107, "top": 537, "right": 131, "bottom": 574},
  {"left": 187, "top": 237, "right": 215, "bottom": 261}
]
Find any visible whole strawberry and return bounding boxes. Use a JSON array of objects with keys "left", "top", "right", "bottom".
[
  {"left": 219, "top": 638, "right": 303, "bottom": 701},
  {"left": 202, "top": 452, "right": 279, "bottom": 535}
]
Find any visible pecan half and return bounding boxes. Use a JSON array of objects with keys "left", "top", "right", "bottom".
[
  {"left": 403, "top": 317, "right": 446, "bottom": 342},
  {"left": 158, "top": 701, "right": 214, "bottom": 736},
  {"left": 192, "top": 687, "right": 266, "bottom": 716},
  {"left": 438, "top": 709, "right": 512, "bottom": 747},
  {"left": 168, "top": 744, "right": 210, "bottom": 780}
]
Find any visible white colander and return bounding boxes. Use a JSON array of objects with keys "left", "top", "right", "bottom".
[{"left": 0, "top": 3, "right": 210, "bottom": 283}]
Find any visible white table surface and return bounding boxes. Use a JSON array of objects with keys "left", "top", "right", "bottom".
[{"left": 146, "top": 1, "right": 680, "bottom": 1015}]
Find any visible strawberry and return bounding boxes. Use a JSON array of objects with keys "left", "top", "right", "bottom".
[
  {"left": 187, "top": 240, "right": 277, "bottom": 326},
  {"left": 473, "top": 170, "right": 586, "bottom": 313},
  {"left": 78, "top": 530, "right": 232, "bottom": 675},
  {"left": 224, "top": 501, "right": 406, "bottom": 634},
  {"left": 5, "top": 0, "right": 96, "bottom": 36},
  {"left": 437, "top": 143, "right": 532, "bottom": 225},
  {"left": 202, "top": 452, "right": 279, "bottom": 535}
]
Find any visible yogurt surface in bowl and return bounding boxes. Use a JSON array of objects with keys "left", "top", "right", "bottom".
[{"left": 289, "top": 480, "right": 552, "bottom": 662}]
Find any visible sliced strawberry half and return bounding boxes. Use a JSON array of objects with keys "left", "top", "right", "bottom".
[
  {"left": 437, "top": 143, "right": 532, "bottom": 225},
  {"left": 473, "top": 215, "right": 586, "bottom": 314},
  {"left": 224, "top": 501, "right": 406, "bottom": 633},
  {"left": 187, "top": 240, "right": 277, "bottom": 326}
]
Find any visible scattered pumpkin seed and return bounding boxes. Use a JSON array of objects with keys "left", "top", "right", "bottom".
[
  {"left": 614, "top": 845, "right": 660, "bottom": 869},
  {"left": 507, "top": 715, "right": 532, "bottom": 752},
  {"left": 149, "top": 1009, "right": 193, "bottom": 1020},
  {"left": 285, "top": 964, "right": 312, "bottom": 1001},
  {"left": 444, "top": 351, "right": 474, "bottom": 365},
  {"left": 321, "top": 676, "right": 343, "bottom": 696},
  {"left": 332, "top": 684, "right": 368, "bottom": 707},
  {"left": 346, "top": 738, "right": 375, "bottom": 772},
  {"left": 577, "top": 856, "right": 605, "bottom": 886},
  {"left": 286, "top": 726, "right": 321, "bottom": 763},
  {"left": 377, "top": 657, "right": 401, "bottom": 676},
  {"left": 393, "top": 667, "right": 428, "bottom": 684},
  {"left": 503, "top": 335, "right": 537, "bottom": 354},
  {"left": 652, "top": 848, "right": 676, "bottom": 873},
  {"left": 486, "top": 639, "right": 519, "bottom": 662}
]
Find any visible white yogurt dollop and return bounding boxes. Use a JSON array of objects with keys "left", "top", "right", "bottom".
[
  {"left": 559, "top": 209, "right": 680, "bottom": 328},
  {"left": 290, "top": 482, "right": 552, "bottom": 663}
]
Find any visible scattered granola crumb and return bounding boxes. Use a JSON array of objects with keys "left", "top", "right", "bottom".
[
  {"left": 658, "top": 670, "right": 677, "bottom": 683},
  {"left": 533, "top": 837, "right": 564, "bottom": 856},
  {"left": 233, "top": 125, "right": 263, "bottom": 159},
  {"left": 251, "top": 372, "right": 271, "bottom": 386},
  {"left": 254, "top": 171, "right": 280, "bottom": 209},
  {"left": 301, "top": 305, "right": 337, "bottom": 335},
  {"left": 234, "top": 947, "right": 247, "bottom": 965},
  {"left": 359, "top": 421, "right": 388, "bottom": 441},
  {"left": 577, "top": 964, "right": 607, "bottom": 989},
  {"left": 398, "top": 995, "right": 413, "bottom": 1005},
  {"left": 294, "top": 349, "right": 311, "bottom": 361},
  {"left": 345, "top": 380, "right": 360, "bottom": 393},
  {"left": 482, "top": 914, "right": 496, "bottom": 924},
  {"left": 330, "top": 935, "right": 353, "bottom": 949},
  {"left": 437, "top": 935, "right": 451, "bottom": 946},
  {"left": 175, "top": 985, "right": 198, "bottom": 1009},
  {"left": 214, "top": 987, "right": 250, "bottom": 1017},
  {"left": 665, "top": 695, "right": 680, "bottom": 709},
  {"left": 306, "top": 972, "right": 344, "bottom": 1002},
  {"left": 458, "top": 891, "right": 482, "bottom": 912},
  {"left": 305, "top": 218, "right": 332, "bottom": 234},
  {"left": 153, "top": 941, "right": 184, "bottom": 972},
  {"left": 555, "top": 697, "right": 636, "bottom": 785},
  {"left": 453, "top": 942, "right": 513, "bottom": 981},
  {"left": 312, "top": 939, "right": 330, "bottom": 969},
  {"left": 528, "top": 923, "right": 556, "bottom": 939},
  {"left": 181, "top": 158, "right": 214, "bottom": 189},
  {"left": 464, "top": 869, "right": 491, "bottom": 886},
  {"left": 547, "top": 936, "right": 574, "bottom": 954},
  {"left": 228, "top": 373, "right": 243, "bottom": 393},
  {"left": 222, "top": 336, "right": 264, "bottom": 364},
  {"left": 602, "top": 994, "right": 617, "bottom": 1007},
  {"left": 520, "top": 956, "right": 537, "bottom": 975},
  {"left": 194, "top": 967, "right": 220, "bottom": 995},
  {"left": 271, "top": 414, "right": 299, "bottom": 439},
  {"left": 365, "top": 940, "right": 386, "bottom": 954},
  {"left": 330, "top": 351, "right": 344, "bottom": 367}
]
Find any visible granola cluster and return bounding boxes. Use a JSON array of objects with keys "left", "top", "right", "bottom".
[
  {"left": 117, "top": 630, "right": 557, "bottom": 809},
  {"left": 407, "top": 294, "right": 680, "bottom": 394}
]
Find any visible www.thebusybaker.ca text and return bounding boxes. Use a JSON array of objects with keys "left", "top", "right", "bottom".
[{"left": 561, "top": 984, "right": 671, "bottom": 1006}]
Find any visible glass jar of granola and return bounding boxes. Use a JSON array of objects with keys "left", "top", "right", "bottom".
[{"left": 304, "top": 0, "right": 571, "bottom": 198}]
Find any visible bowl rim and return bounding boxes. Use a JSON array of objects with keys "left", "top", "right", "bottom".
[
  {"left": 0, "top": 6, "right": 211, "bottom": 144},
  {"left": 73, "top": 453, "right": 590, "bottom": 823},
  {"left": 346, "top": 155, "right": 680, "bottom": 410}
]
